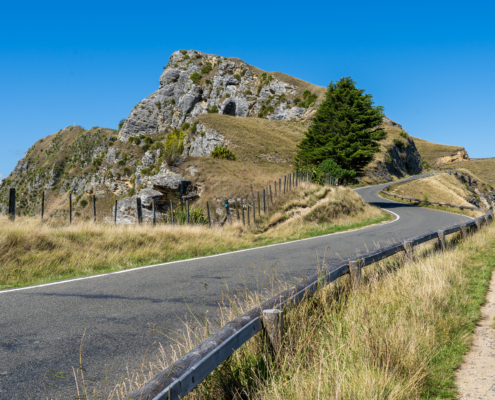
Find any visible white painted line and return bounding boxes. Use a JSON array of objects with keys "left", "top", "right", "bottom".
[{"left": 0, "top": 207, "right": 400, "bottom": 294}]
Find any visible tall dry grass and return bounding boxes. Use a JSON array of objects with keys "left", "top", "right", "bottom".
[
  {"left": 0, "top": 184, "right": 388, "bottom": 289},
  {"left": 81, "top": 218, "right": 495, "bottom": 400}
]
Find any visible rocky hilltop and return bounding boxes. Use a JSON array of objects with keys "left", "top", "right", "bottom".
[
  {"left": 118, "top": 50, "right": 324, "bottom": 143},
  {"left": 0, "top": 50, "right": 427, "bottom": 222}
]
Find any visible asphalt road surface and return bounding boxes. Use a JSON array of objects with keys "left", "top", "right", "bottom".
[{"left": 0, "top": 178, "right": 473, "bottom": 399}]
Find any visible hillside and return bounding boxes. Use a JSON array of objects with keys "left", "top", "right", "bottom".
[
  {"left": 440, "top": 160, "right": 495, "bottom": 186},
  {"left": 0, "top": 49, "right": 423, "bottom": 221}
]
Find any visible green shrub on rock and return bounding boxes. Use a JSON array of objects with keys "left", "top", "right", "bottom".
[
  {"left": 164, "top": 130, "right": 184, "bottom": 166},
  {"left": 190, "top": 72, "right": 202, "bottom": 84},
  {"left": 207, "top": 105, "right": 219, "bottom": 114},
  {"left": 211, "top": 145, "right": 237, "bottom": 160}
]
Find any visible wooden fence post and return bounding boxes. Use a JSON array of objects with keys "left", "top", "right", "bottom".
[
  {"left": 152, "top": 199, "right": 156, "bottom": 226},
  {"left": 404, "top": 240, "right": 414, "bottom": 258},
  {"left": 262, "top": 309, "right": 284, "bottom": 357},
  {"left": 137, "top": 197, "right": 143, "bottom": 224},
  {"left": 279, "top": 179, "right": 281, "bottom": 196},
  {"left": 114, "top": 199, "right": 118, "bottom": 225},
  {"left": 171, "top": 200, "right": 175, "bottom": 225},
  {"left": 269, "top": 185, "right": 273, "bottom": 204},
  {"left": 235, "top": 199, "right": 240, "bottom": 221},
  {"left": 69, "top": 193, "right": 72, "bottom": 224},
  {"left": 247, "top": 197, "right": 250, "bottom": 225},
  {"left": 40, "top": 191, "right": 45, "bottom": 220},
  {"left": 274, "top": 181, "right": 277, "bottom": 198},
  {"left": 283, "top": 176, "right": 286, "bottom": 194},
  {"left": 263, "top": 189, "right": 266, "bottom": 214},
  {"left": 206, "top": 201, "right": 211, "bottom": 227},
  {"left": 242, "top": 200, "right": 245, "bottom": 226},
  {"left": 186, "top": 200, "right": 190, "bottom": 225},
  {"left": 461, "top": 224, "right": 468, "bottom": 239},
  {"left": 349, "top": 260, "right": 362, "bottom": 287},
  {"left": 438, "top": 230, "right": 446, "bottom": 250},
  {"left": 8, "top": 188, "right": 15, "bottom": 221},
  {"left": 93, "top": 195, "right": 97, "bottom": 223},
  {"left": 257, "top": 192, "right": 261, "bottom": 217},
  {"left": 252, "top": 194, "right": 256, "bottom": 222}
]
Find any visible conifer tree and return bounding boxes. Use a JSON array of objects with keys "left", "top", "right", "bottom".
[{"left": 295, "top": 77, "right": 385, "bottom": 178}]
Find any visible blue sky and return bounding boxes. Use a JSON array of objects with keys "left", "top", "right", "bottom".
[{"left": 1, "top": 0, "right": 494, "bottom": 179}]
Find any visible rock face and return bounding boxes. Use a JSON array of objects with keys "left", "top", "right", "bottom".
[
  {"left": 438, "top": 150, "right": 470, "bottom": 165},
  {"left": 118, "top": 50, "right": 322, "bottom": 143},
  {"left": 451, "top": 171, "right": 495, "bottom": 210},
  {"left": 362, "top": 135, "right": 423, "bottom": 183}
]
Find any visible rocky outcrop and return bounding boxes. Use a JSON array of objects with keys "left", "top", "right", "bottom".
[
  {"left": 382, "top": 117, "right": 403, "bottom": 130},
  {"left": 438, "top": 150, "right": 470, "bottom": 165},
  {"left": 362, "top": 135, "right": 423, "bottom": 183},
  {"left": 452, "top": 171, "right": 495, "bottom": 210},
  {"left": 118, "top": 50, "right": 322, "bottom": 143}
]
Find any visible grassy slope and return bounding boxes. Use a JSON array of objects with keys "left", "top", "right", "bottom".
[
  {"left": 384, "top": 173, "right": 484, "bottom": 218},
  {"left": 440, "top": 160, "right": 495, "bottom": 186},
  {"left": 179, "top": 114, "right": 306, "bottom": 203},
  {"left": 412, "top": 136, "right": 466, "bottom": 167},
  {"left": 0, "top": 184, "right": 390, "bottom": 290}
]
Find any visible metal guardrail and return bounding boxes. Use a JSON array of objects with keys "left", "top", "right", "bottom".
[{"left": 129, "top": 178, "right": 494, "bottom": 400}]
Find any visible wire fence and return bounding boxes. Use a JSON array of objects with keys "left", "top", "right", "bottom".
[{"left": 3, "top": 170, "right": 336, "bottom": 227}]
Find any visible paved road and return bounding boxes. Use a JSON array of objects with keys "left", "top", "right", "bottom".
[{"left": 0, "top": 178, "right": 472, "bottom": 399}]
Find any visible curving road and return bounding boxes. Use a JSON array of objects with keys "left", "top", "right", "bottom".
[{"left": 0, "top": 177, "right": 472, "bottom": 399}]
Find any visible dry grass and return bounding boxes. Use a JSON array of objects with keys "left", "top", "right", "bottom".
[
  {"left": 412, "top": 136, "right": 466, "bottom": 167},
  {"left": 386, "top": 173, "right": 484, "bottom": 218},
  {"left": 0, "top": 184, "right": 388, "bottom": 290},
  {"left": 181, "top": 114, "right": 305, "bottom": 203},
  {"left": 71, "top": 206, "right": 495, "bottom": 400},
  {"left": 441, "top": 160, "right": 495, "bottom": 186}
]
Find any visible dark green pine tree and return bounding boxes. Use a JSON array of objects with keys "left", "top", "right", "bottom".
[{"left": 295, "top": 77, "right": 386, "bottom": 176}]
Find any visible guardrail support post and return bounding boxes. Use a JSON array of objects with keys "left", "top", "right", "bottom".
[
  {"left": 437, "top": 230, "right": 446, "bottom": 251},
  {"left": 461, "top": 224, "right": 468, "bottom": 239},
  {"left": 404, "top": 240, "right": 414, "bottom": 258},
  {"left": 475, "top": 218, "right": 481, "bottom": 231},
  {"left": 262, "top": 309, "right": 284, "bottom": 357},
  {"left": 349, "top": 260, "right": 362, "bottom": 287},
  {"left": 485, "top": 215, "right": 490, "bottom": 225}
]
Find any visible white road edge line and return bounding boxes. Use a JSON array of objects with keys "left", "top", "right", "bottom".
[{"left": 1, "top": 208, "right": 400, "bottom": 294}]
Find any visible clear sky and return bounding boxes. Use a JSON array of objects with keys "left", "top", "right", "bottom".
[{"left": 1, "top": 0, "right": 494, "bottom": 180}]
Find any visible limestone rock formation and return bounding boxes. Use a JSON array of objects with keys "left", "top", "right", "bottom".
[
  {"left": 437, "top": 150, "right": 470, "bottom": 165},
  {"left": 118, "top": 50, "right": 322, "bottom": 143}
]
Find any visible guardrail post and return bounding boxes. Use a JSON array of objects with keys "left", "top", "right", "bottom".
[
  {"left": 485, "top": 215, "right": 490, "bottom": 225},
  {"left": 404, "top": 240, "right": 414, "bottom": 258},
  {"left": 262, "top": 309, "right": 284, "bottom": 357},
  {"left": 438, "top": 230, "right": 446, "bottom": 251},
  {"left": 461, "top": 224, "right": 468, "bottom": 239},
  {"left": 349, "top": 260, "right": 362, "bottom": 287},
  {"left": 475, "top": 218, "right": 481, "bottom": 231},
  {"left": 235, "top": 199, "right": 240, "bottom": 221}
]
